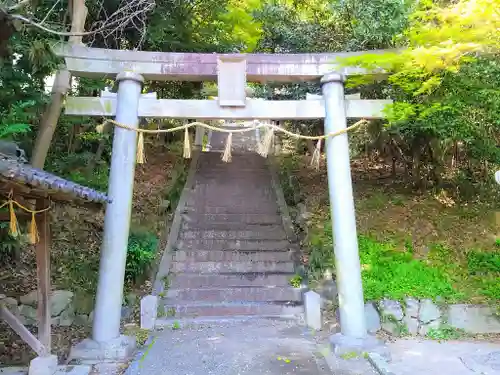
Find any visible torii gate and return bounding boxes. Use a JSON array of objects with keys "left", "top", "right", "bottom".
[{"left": 57, "top": 44, "right": 391, "bottom": 360}]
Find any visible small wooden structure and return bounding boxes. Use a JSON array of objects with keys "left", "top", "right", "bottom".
[{"left": 0, "top": 155, "right": 109, "bottom": 359}]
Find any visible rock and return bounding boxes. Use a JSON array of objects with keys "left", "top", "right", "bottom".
[
  {"left": 159, "top": 200, "right": 171, "bottom": 212},
  {"left": 298, "top": 203, "right": 311, "bottom": 221},
  {"left": 2, "top": 297, "right": 18, "bottom": 308},
  {"left": 19, "top": 304, "right": 37, "bottom": 325},
  {"left": 73, "top": 292, "right": 94, "bottom": 314},
  {"left": 121, "top": 306, "right": 133, "bottom": 320},
  {"left": 419, "top": 299, "right": 441, "bottom": 324},
  {"left": 378, "top": 299, "right": 404, "bottom": 321},
  {"left": 404, "top": 297, "right": 420, "bottom": 318},
  {"left": 59, "top": 305, "right": 75, "bottom": 326},
  {"left": 382, "top": 320, "right": 403, "bottom": 336},
  {"left": 418, "top": 319, "right": 441, "bottom": 336},
  {"left": 51, "top": 317, "right": 60, "bottom": 326},
  {"left": 51, "top": 290, "right": 74, "bottom": 316},
  {"left": 74, "top": 314, "right": 89, "bottom": 326},
  {"left": 318, "top": 279, "right": 338, "bottom": 303},
  {"left": 447, "top": 304, "right": 500, "bottom": 334},
  {"left": 29, "top": 354, "right": 58, "bottom": 375},
  {"left": 365, "top": 302, "right": 381, "bottom": 333},
  {"left": 20, "top": 290, "right": 38, "bottom": 306},
  {"left": 403, "top": 316, "right": 419, "bottom": 335},
  {"left": 125, "top": 292, "right": 138, "bottom": 307}
]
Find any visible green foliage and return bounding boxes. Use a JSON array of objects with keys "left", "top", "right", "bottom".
[
  {"left": 0, "top": 222, "right": 25, "bottom": 262},
  {"left": 426, "top": 325, "right": 466, "bottom": 341},
  {"left": 359, "top": 237, "right": 460, "bottom": 301},
  {"left": 289, "top": 274, "right": 303, "bottom": 288},
  {"left": 338, "top": 0, "right": 500, "bottom": 192},
  {"left": 307, "top": 223, "right": 336, "bottom": 280},
  {"left": 303, "top": 207, "right": 500, "bottom": 303},
  {"left": 0, "top": 100, "right": 38, "bottom": 139},
  {"left": 0, "top": 30, "right": 57, "bottom": 142},
  {"left": 125, "top": 232, "right": 158, "bottom": 284},
  {"left": 466, "top": 249, "right": 500, "bottom": 301},
  {"left": 47, "top": 151, "right": 110, "bottom": 190},
  {"left": 467, "top": 250, "right": 500, "bottom": 275},
  {"left": 277, "top": 154, "right": 301, "bottom": 206},
  {"left": 305, "top": 215, "right": 463, "bottom": 301}
]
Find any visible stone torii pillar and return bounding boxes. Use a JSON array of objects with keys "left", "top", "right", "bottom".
[
  {"left": 70, "top": 71, "right": 143, "bottom": 362},
  {"left": 321, "top": 72, "right": 381, "bottom": 354}
]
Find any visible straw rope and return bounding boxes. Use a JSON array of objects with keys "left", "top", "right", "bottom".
[
  {"left": 0, "top": 193, "right": 51, "bottom": 243},
  {"left": 97, "top": 119, "right": 368, "bottom": 140},
  {"left": 96, "top": 118, "right": 369, "bottom": 167}
]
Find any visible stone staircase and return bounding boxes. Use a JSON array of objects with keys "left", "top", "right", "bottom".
[{"left": 156, "top": 137, "right": 303, "bottom": 323}]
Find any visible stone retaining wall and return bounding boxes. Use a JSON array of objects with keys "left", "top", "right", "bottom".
[
  {"left": 365, "top": 298, "right": 500, "bottom": 336},
  {"left": 313, "top": 282, "right": 500, "bottom": 337},
  {"left": 1, "top": 290, "right": 93, "bottom": 327},
  {"left": 1, "top": 290, "right": 137, "bottom": 328}
]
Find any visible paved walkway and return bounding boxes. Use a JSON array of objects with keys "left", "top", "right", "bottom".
[
  {"left": 382, "top": 339, "right": 500, "bottom": 375},
  {"left": 125, "top": 320, "right": 338, "bottom": 375}
]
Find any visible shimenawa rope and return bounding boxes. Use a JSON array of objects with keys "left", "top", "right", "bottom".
[
  {"left": 96, "top": 118, "right": 369, "bottom": 168},
  {"left": 0, "top": 193, "right": 51, "bottom": 244}
]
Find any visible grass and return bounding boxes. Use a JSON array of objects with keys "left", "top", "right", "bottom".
[
  {"left": 289, "top": 274, "right": 303, "bottom": 288},
  {"left": 426, "top": 325, "right": 467, "bottom": 341},
  {"left": 277, "top": 153, "right": 500, "bottom": 304}
]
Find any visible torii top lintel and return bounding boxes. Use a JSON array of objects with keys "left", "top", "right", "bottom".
[{"left": 54, "top": 44, "right": 390, "bottom": 83}]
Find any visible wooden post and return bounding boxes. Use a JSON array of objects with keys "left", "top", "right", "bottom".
[
  {"left": 0, "top": 306, "right": 48, "bottom": 356},
  {"left": 35, "top": 198, "right": 51, "bottom": 354}
]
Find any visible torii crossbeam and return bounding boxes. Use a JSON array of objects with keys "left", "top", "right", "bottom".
[{"left": 54, "top": 43, "right": 390, "bottom": 82}]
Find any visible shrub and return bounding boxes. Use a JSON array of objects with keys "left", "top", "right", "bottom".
[{"left": 125, "top": 232, "right": 158, "bottom": 284}]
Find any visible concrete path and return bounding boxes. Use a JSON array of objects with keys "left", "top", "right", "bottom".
[
  {"left": 383, "top": 339, "right": 500, "bottom": 375},
  {"left": 125, "top": 320, "right": 335, "bottom": 375}
]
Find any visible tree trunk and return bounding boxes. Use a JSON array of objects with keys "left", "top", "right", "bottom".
[
  {"left": 86, "top": 137, "right": 107, "bottom": 175},
  {"left": 31, "top": 77, "right": 68, "bottom": 168},
  {"left": 429, "top": 138, "right": 444, "bottom": 188},
  {"left": 306, "top": 139, "right": 315, "bottom": 156},
  {"left": 30, "top": 0, "right": 88, "bottom": 169},
  {"left": 412, "top": 143, "right": 422, "bottom": 188}
]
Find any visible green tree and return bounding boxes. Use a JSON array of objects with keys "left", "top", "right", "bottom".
[{"left": 341, "top": 0, "right": 500, "bottom": 191}]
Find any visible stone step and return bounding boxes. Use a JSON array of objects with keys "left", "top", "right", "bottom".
[
  {"left": 193, "top": 174, "right": 272, "bottom": 182},
  {"left": 196, "top": 162, "right": 269, "bottom": 169},
  {"left": 166, "top": 287, "right": 302, "bottom": 303},
  {"left": 174, "top": 250, "right": 293, "bottom": 263},
  {"left": 171, "top": 261, "right": 295, "bottom": 273},
  {"left": 182, "top": 205, "right": 280, "bottom": 215},
  {"left": 159, "top": 301, "right": 302, "bottom": 319},
  {"left": 194, "top": 173, "right": 272, "bottom": 181},
  {"left": 198, "top": 154, "right": 266, "bottom": 165},
  {"left": 196, "top": 169, "right": 268, "bottom": 176},
  {"left": 188, "top": 188, "right": 276, "bottom": 199},
  {"left": 185, "top": 198, "right": 279, "bottom": 208},
  {"left": 191, "top": 181, "right": 274, "bottom": 190},
  {"left": 170, "top": 273, "right": 295, "bottom": 289},
  {"left": 196, "top": 169, "right": 270, "bottom": 176},
  {"left": 179, "top": 229, "right": 287, "bottom": 241},
  {"left": 175, "top": 239, "right": 291, "bottom": 251},
  {"left": 180, "top": 222, "right": 284, "bottom": 232},
  {"left": 181, "top": 213, "right": 282, "bottom": 225}
]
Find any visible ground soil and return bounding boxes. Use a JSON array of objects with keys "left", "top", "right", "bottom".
[{"left": 293, "top": 155, "right": 499, "bottom": 257}]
